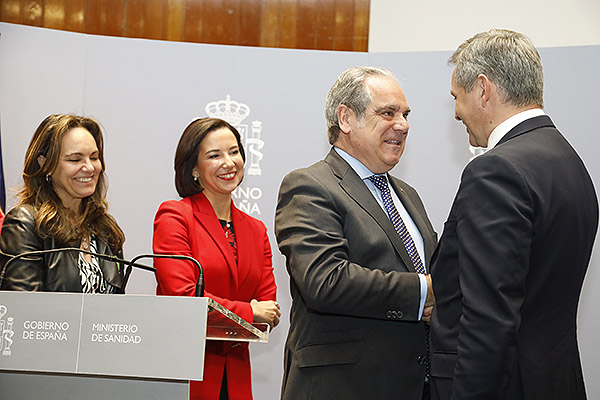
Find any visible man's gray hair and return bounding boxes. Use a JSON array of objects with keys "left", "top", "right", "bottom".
[
  {"left": 325, "top": 66, "right": 396, "bottom": 144},
  {"left": 450, "top": 29, "right": 544, "bottom": 108}
]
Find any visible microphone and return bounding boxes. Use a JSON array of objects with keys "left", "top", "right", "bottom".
[
  {"left": 127, "top": 254, "right": 204, "bottom": 297},
  {"left": 0, "top": 247, "right": 155, "bottom": 291}
]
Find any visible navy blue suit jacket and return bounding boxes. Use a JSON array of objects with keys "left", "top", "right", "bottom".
[{"left": 430, "top": 115, "right": 598, "bottom": 400}]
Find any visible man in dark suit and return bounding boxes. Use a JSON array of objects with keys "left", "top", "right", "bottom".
[
  {"left": 430, "top": 29, "right": 599, "bottom": 400},
  {"left": 275, "top": 66, "right": 437, "bottom": 399}
]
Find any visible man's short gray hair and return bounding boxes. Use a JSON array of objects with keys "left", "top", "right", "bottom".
[
  {"left": 325, "top": 66, "right": 396, "bottom": 144},
  {"left": 450, "top": 29, "right": 544, "bottom": 108}
]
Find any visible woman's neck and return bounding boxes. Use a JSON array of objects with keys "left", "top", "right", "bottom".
[
  {"left": 203, "top": 191, "right": 232, "bottom": 221},
  {"left": 59, "top": 196, "right": 82, "bottom": 216}
]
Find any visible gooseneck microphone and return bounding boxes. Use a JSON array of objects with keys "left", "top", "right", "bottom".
[
  {"left": 127, "top": 254, "right": 204, "bottom": 297},
  {"left": 0, "top": 249, "right": 203, "bottom": 296},
  {"left": 0, "top": 247, "right": 155, "bottom": 290}
]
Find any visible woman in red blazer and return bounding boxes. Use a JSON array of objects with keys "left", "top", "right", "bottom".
[{"left": 153, "top": 118, "right": 280, "bottom": 400}]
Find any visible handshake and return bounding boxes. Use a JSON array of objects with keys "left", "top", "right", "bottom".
[{"left": 423, "top": 274, "right": 435, "bottom": 323}]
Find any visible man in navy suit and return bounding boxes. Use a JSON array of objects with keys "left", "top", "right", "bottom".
[{"left": 430, "top": 29, "right": 598, "bottom": 400}]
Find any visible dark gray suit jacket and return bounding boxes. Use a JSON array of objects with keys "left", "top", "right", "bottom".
[
  {"left": 275, "top": 148, "right": 437, "bottom": 400},
  {"left": 430, "top": 115, "right": 598, "bottom": 400}
]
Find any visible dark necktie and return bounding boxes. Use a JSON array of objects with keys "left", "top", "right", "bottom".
[{"left": 368, "top": 175, "right": 426, "bottom": 274}]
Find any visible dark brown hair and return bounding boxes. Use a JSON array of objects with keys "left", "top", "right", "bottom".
[
  {"left": 19, "top": 114, "right": 125, "bottom": 251},
  {"left": 174, "top": 117, "right": 245, "bottom": 198}
]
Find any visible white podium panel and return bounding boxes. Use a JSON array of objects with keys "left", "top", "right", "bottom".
[
  {"left": 0, "top": 291, "right": 209, "bottom": 400},
  {"left": 0, "top": 291, "right": 207, "bottom": 380},
  {"left": 0, "top": 291, "right": 269, "bottom": 399}
]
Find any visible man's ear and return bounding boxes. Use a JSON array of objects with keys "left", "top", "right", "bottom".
[
  {"left": 477, "top": 74, "right": 492, "bottom": 107},
  {"left": 337, "top": 104, "right": 352, "bottom": 134},
  {"left": 37, "top": 155, "right": 46, "bottom": 168}
]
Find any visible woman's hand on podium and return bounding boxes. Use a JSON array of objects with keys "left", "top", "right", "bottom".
[{"left": 250, "top": 299, "right": 281, "bottom": 329}]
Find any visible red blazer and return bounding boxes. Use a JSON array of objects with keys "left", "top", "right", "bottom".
[{"left": 153, "top": 192, "right": 277, "bottom": 400}]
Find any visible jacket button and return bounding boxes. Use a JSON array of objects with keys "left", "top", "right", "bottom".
[{"left": 417, "top": 356, "right": 425, "bottom": 365}]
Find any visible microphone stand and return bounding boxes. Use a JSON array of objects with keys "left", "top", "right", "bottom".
[
  {"left": 0, "top": 248, "right": 155, "bottom": 289},
  {"left": 128, "top": 254, "right": 204, "bottom": 297},
  {"left": 0, "top": 249, "right": 203, "bottom": 297}
]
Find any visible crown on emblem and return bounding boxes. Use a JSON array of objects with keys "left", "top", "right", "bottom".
[{"left": 205, "top": 95, "right": 250, "bottom": 125}]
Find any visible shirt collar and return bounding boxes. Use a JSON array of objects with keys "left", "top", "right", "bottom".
[
  {"left": 486, "top": 108, "right": 545, "bottom": 150},
  {"left": 333, "top": 147, "right": 380, "bottom": 180}
]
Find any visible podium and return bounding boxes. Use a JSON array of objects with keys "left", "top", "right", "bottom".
[{"left": 0, "top": 291, "right": 269, "bottom": 399}]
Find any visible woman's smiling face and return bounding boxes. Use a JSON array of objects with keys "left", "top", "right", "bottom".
[
  {"left": 193, "top": 127, "right": 244, "bottom": 199},
  {"left": 48, "top": 127, "right": 102, "bottom": 211}
]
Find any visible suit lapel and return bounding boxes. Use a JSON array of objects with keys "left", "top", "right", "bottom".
[
  {"left": 191, "top": 192, "right": 239, "bottom": 287},
  {"left": 325, "top": 149, "right": 418, "bottom": 272}
]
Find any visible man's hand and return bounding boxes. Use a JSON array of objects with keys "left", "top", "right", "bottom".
[{"left": 422, "top": 274, "right": 435, "bottom": 323}]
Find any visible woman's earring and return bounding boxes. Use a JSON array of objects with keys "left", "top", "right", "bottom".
[
  {"left": 193, "top": 174, "right": 198, "bottom": 182},
  {"left": 46, "top": 174, "right": 52, "bottom": 183}
]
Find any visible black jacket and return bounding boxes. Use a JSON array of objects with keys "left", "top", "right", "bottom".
[
  {"left": 0, "top": 204, "right": 124, "bottom": 293},
  {"left": 430, "top": 116, "right": 598, "bottom": 399}
]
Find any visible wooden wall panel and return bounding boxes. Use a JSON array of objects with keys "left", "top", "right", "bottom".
[
  {"left": 21, "top": 1, "right": 43, "bottom": 26},
  {"left": 125, "top": 0, "right": 145, "bottom": 38},
  {"left": 165, "top": 0, "right": 184, "bottom": 41},
  {"left": 334, "top": 0, "right": 354, "bottom": 51},
  {"left": 259, "top": 0, "right": 279, "bottom": 47},
  {"left": 1, "top": 0, "right": 22, "bottom": 23},
  {"left": 353, "top": 0, "right": 369, "bottom": 51},
  {"left": 0, "top": 0, "right": 370, "bottom": 52},
  {"left": 295, "top": 0, "right": 315, "bottom": 50},
  {"left": 104, "top": 0, "right": 125, "bottom": 37},
  {"left": 144, "top": 0, "right": 165, "bottom": 40},
  {"left": 64, "top": 0, "right": 84, "bottom": 32},
  {"left": 202, "top": 0, "right": 237, "bottom": 45},
  {"left": 85, "top": 0, "right": 106, "bottom": 35},
  {"left": 43, "top": 0, "right": 65, "bottom": 29},
  {"left": 278, "top": 0, "right": 297, "bottom": 49},
  {"left": 183, "top": 0, "right": 203, "bottom": 43},
  {"left": 239, "top": 0, "right": 260, "bottom": 47},
  {"left": 315, "top": 0, "right": 335, "bottom": 51}
]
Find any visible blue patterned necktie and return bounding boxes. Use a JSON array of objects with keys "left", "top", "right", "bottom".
[{"left": 368, "top": 175, "right": 426, "bottom": 274}]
